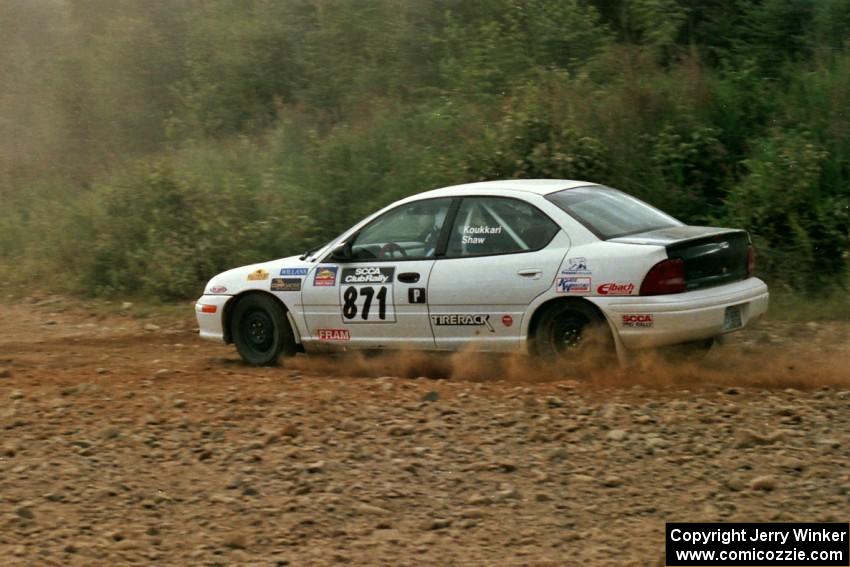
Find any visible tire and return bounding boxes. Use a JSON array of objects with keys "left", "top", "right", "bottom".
[
  {"left": 230, "top": 294, "right": 295, "bottom": 366},
  {"left": 532, "top": 301, "right": 614, "bottom": 366}
]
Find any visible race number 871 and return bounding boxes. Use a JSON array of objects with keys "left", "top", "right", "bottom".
[{"left": 342, "top": 286, "right": 395, "bottom": 323}]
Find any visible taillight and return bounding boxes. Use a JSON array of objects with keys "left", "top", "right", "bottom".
[
  {"left": 640, "top": 258, "right": 686, "bottom": 296},
  {"left": 746, "top": 245, "right": 755, "bottom": 278}
]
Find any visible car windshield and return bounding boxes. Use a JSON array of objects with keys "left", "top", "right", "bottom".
[{"left": 546, "top": 185, "right": 682, "bottom": 239}]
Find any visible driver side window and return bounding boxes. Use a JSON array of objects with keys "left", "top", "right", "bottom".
[{"left": 350, "top": 198, "right": 453, "bottom": 261}]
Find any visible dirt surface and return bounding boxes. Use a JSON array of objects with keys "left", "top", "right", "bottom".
[{"left": 0, "top": 294, "right": 849, "bottom": 566}]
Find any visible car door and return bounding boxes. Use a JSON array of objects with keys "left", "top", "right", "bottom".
[
  {"left": 427, "top": 195, "right": 569, "bottom": 351},
  {"left": 301, "top": 197, "right": 453, "bottom": 350}
]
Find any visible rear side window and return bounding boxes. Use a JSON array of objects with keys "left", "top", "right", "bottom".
[
  {"left": 546, "top": 186, "right": 682, "bottom": 239},
  {"left": 446, "top": 197, "right": 559, "bottom": 257}
]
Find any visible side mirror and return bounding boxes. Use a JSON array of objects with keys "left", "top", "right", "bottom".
[{"left": 330, "top": 241, "right": 352, "bottom": 262}]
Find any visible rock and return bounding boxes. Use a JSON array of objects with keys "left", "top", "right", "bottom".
[
  {"left": 144, "top": 323, "right": 161, "bottom": 332},
  {"left": 601, "top": 475, "right": 623, "bottom": 487},
  {"left": 466, "top": 494, "right": 491, "bottom": 506},
  {"left": 95, "top": 367, "right": 109, "bottom": 374},
  {"left": 749, "top": 475, "right": 778, "bottom": 491},
  {"left": 154, "top": 369, "right": 171, "bottom": 377},
  {"left": 121, "top": 302, "right": 133, "bottom": 310},
  {"left": 355, "top": 503, "right": 390, "bottom": 515},
  {"left": 10, "top": 390, "right": 23, "bottom": 400},
  {"left": 546, "top": 396, "right": 565, "bottom": 408},
  {"left": 572, "top": 474, "right": 595, "bottom": 483},
  {"left": 173, "top": 399, "right": 187, "bottom": 409},
  {"left": 733, "top": 429, "right": 785, "bottom": 449},
  {"left": 425, "top": 518, "right": 451, "bottom": 530},
  {"left": 14, "top": 506, "right": 34, "bottom": 519},
  {"left": 606, "top": 429, "right": 628, "bottom": 441},
  {"left": 421, "top": 391, "right": 439, "bottom": 403},
  {"left": 223, "top": 533, "right": 247, "bottom": 549},
  {"left": 306, "top": 461, "right": 325, "bottom": 473},
  {"left": 0, "top": 368, "right": 11, "bottom": 379}
]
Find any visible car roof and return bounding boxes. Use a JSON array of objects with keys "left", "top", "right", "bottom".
[{"left": 413, "top": 179, "right": 598, "bottom": 199}]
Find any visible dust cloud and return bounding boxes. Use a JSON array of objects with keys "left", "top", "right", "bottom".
[{"left": 287, "top": 340, "right": 850, "bottom": 391}]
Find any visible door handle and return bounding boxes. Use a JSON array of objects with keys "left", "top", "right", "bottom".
[
  {"left": 398, "top": 272, "right": 420, "bottom": 283},
  {"left": 517, "top": 269, "right": 543, "bottom": 279}
]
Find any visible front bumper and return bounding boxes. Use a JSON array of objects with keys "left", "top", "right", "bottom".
[
  {"left": 592, "top": 277, "right": 769, "bottom": 349},
  {"left": 195, "top": 295, "right": 232, "bottom": 343}
]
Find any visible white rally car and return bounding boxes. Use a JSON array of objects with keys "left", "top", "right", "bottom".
[{"left": 196, "top": 180, "right": 769, "bottom": 365}]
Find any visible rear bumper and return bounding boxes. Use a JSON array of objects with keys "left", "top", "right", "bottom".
[
  {"left": 195, "top": 295, "right": 231, "bottom": 343},
  {"left": 591, "top": 278, "right": 769, "bottom": 349}
]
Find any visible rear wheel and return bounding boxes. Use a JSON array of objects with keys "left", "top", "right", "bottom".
[
  {"left": 533, "top": 302, "right": 613, "bottom": 366},
  {"left": 230, "top": 294, "right": 295, "bottom": 366}
]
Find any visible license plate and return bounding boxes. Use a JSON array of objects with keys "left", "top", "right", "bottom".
[{"left": 723, "top": 305, "right": 743, "bottom": 330}]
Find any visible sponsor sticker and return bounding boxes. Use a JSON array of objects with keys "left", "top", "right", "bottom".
[
  {"left": 341, "top": 267, "right": 394, "bottom": 285},
  {"left": 408, "top": 288, "right": 426, "bottom": 304},
  {"left": 561, "top": 257, "right": 591, "bottom": 275},
  {"left": 556, "top": 276, "right": 592, "bottom": 294},
  {"left": 597, "top": 282, "right": 635, "bottom": 295},
  {"left": 209, "top": 285, "right": 227, "bottom": 294},
  {"left": 431, "top": 314, "right": 494, "bottom": 332},
  {"left": 271, "top": 278, "right": 301, "bottom": 292},
  {"left": 501, "top": 314, "right": 513, "bottom": 327},
  {"left": 247, "top": 269, "right": 269, "bottom": 281},
  {"left": 622, "top": 314, "right": 653, "bottom": 328},
  {"left": 280, "top": 267, "right": 309, "bottom": 276},
  {"left": 317, "top": 328, "right": 350, "bottom": 341},
  {"left": 313, "top": 266, "right": 338, "bottom": 287}
]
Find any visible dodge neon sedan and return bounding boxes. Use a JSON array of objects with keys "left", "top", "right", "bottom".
[{"left": 196, "top": 180, "right": 769, "bottom": 365}]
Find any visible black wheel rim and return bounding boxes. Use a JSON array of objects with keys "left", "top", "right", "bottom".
[
  {"left": 552, "top": 315, "right": 588, "bottom": 355},
  {"left": 243, "top": 309, "right": 275, "bottom": 354}
]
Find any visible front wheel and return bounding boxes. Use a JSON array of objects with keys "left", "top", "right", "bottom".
[
  {"left": 532, "top": 302, "right": 613, "bottom": 367},
  {"left": 230, "top": 294, "right": 294, "bottom": 366}
]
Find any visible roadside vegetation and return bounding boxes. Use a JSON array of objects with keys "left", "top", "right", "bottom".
[{"left": 1, "top": 0, "right": 848, "bottom": 311}]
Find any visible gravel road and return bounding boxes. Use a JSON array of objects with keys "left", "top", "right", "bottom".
[{"left": 0, "top": 295, "right": 848, "bottom": 565}]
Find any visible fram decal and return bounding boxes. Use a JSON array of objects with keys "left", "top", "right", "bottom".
[
  {"left": 597, "top": 283, "right": 635, "bottom": 295},
  {"left": 280, "top": 267, "right": 309, "bottom": 276},
  {"left": 431, "top": 314, "right": 494, "bottom": 332},
  {"left": 622, "top": 314, "right": 653, "bottom": 328},
  {"left": 501, "top": 314, "right": 513, "bottom": 327},
  {"left": 317, "top": 328, "right": 350, "bottom": 341},
  {"left": 556, "top": 276, "right": 591, "bottom": 294},
  {"left": 247, "top": 269, "right": 269, "bottom": 281},
  {"left": 209, "top": 285, "right": 227, "bottom": 294},
  {"left": 271, "top": 278, "right": 301, "bottom": 292},
  {"left": 313, "top": 266, "right": 338, "bottom": 287},
  {"left": 341, "top": 267, "right": 394, "bottom": 285}
]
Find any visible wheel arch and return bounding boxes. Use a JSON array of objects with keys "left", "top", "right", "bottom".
[
  {"left": 222, "top": 290, "right": 292, "bottom": 345},
  {"left": 527, "top": 297, "right": 610, "bottom": 342}
]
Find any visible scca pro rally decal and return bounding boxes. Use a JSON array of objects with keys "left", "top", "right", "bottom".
[
  {"left": 556, "top": 276, "right": 591, "bottom": 294},
  {"left": 622, "top": 314, "right": 653, "bottom": 328},
  {"left": 431, "top": 314, "right": 494, "bottom": 332},
  {"left": 270, "top": 278, "right": 301, "bottom": 292},
  {"left": 340, "top": 267, "right": 396, "bottom": 323},
  {"left": 317, "top": 329, "right": 350, "bottom": 341},
  {"left": 313, "top": 266, "right": 338, "bottom": 287},
  {"left": 597, "top": 282, "right": 635, "bottom": 295}
]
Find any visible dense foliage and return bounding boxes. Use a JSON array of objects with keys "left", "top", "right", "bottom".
[{"left": 1, "top": 0, "right": 848, "bottom": 298}]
